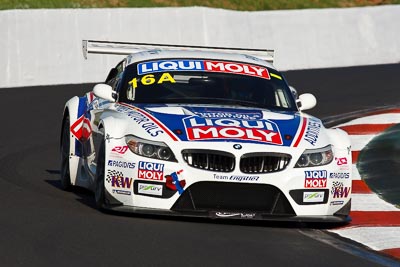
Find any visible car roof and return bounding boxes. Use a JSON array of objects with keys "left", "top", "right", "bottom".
[{"left": 125, "top": 50, "right": 276, "bottom": 70}]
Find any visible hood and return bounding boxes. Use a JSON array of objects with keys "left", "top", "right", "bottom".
[{"left": 119, "top": 104, "right": 322, "bottom": 148}]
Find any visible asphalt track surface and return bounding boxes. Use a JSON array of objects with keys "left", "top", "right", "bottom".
[{"left": 1, "top": 64, "right": 399, "bottom": 266}]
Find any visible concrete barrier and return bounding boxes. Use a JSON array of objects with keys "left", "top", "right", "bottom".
[{"left": 1, "top": 5, "right": 399, "bottom": 88}]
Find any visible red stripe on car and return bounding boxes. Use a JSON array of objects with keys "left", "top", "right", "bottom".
[{"left": 293, "top": 117, "right": 307, "bottom": 147}]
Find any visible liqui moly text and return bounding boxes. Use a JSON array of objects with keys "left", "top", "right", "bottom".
[
  {"left": 183, "top": 116, "right": 282, "bottom": 145},
  {"left": 137, "top": 60, "right": 270, "bottom": 79}
]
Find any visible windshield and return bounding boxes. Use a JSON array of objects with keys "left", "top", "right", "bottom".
[{"left": 118, "top": 59, "right": 297, "bottom": 111}]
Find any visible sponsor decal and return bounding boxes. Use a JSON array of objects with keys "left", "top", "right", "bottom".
[
  {"left": 128, "top": 73, "right": 176, "bottom": 90},
  {"left": 192, "top": 111, "right": 262, "bottom": 120},
  {"left": 106, "top": 170, "right": 133, "bottom": 189},
  {"left": 115, "top": 105, "right": 164, "bottom": 137},
  {"left": 214, "top": 174, "right": 259, "bottom": 182},
  {"left": 335, "top": 157, "right": 348, "bottom": 166},
  {"left": 329, "top": 172, "right": 350, "bottom": 179},
  {"left": 330, "top": 200, "right": 344, "bottom": 206},
  {"left": 304, "top": 118, "right": 321, "bottom": 146},
  {"left": 111, "top": 146, "right": 129, "bottom": 154},
  {"left": 88, "top": 99, "right": 99, "bottom": 110},
  {"left": 137, "top": 60, "right": 270, "bottom": 79},
  {"left": 70, "top": 115, "right": 92, "bottom": 141},
  {"left": 214, "top": 212, "right": 257, "bottom": 219},
  {"left": 304, "top": 170, "right": 327, "bottom": 188},
  {"left": 88, "top": 98, "right": 110, "bottom": 111},
  {"left": 303, "top": 192, "right": 325, "bottom": 203},
  {"left": 331, "top": 181, "right": 351, "bottom": 199},
  {"left": 183, "top": 116, "right": 282, "bottom": 145},
  {"left": 107, "top": 160, "right": 135, "bottom": 169},
  {"left": 335, "top": 157, "right": 350, "bottom": 171},
  {"left": 138, "top": 161, "right": 165, "bottom": 181},
  {"left": 165, "top": 170, "right": 186, "bottom": 194},
  {"left": 138, "top": 183, "right": 163, "bottom": 196},
  {"left": 112, "top": 189, "right": 131, "bottom": 195}
]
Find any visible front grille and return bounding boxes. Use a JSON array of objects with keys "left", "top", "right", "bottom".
[
  {"left": 172, "top": 182, "right": 295, "bottom": 215},
  {"left": 240, "top": 153, "right": 291, "bottom": 174},
  {"left": 182, "top": 149, "right": 235, "bottom": 172}
]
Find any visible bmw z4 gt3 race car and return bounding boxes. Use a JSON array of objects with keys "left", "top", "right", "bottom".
[{"left": 60, "top": 40, "right": 352, "bottom": 223}]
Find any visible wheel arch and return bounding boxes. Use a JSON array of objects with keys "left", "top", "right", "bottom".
[
  {"left": 98, "top": 115, "right": 131, "bottom": 140},
  {"left": 326, "top": 128, "right": 352, "bottom": 174},
  {"left": 61, "top": 96, "right": 82, "bottom": 186},
  {"left": 60, "top": 107, "right": 70, "bottom": 148},
  {"left": 326, "top": 127, "right": 351, "bottom": 150}
]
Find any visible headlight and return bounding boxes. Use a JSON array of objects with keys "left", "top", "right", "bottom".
[
  {"left": 125, "top": 135, "right": 177, "bottom": 162},
  {"left": 295, "top": 145, "right": 333, "bottom": 168}
]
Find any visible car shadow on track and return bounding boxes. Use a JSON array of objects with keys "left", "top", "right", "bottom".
[
  {"left": 45, "top": 169, "right": 98, "bottom": 209},
  {"left": 45, "top": 169, "right": 346, "bottom": 230}
]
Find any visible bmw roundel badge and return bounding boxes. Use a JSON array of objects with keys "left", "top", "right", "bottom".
[{"left": 233, "top": 144, "right": 242, "bottom": 150}]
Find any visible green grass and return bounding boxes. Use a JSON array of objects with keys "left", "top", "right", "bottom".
[{"left": 1, "top": 0, "right": 399, "bottom": 10}]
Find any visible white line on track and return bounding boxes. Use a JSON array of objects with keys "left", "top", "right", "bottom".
[
  {"left": 329, "top": 227, "right": 400, "bottom": 251},
  {"left": 351, "top": 194, "right": 399, "bottom": 211},
  {"left": 337, "top": 113, "right": 400, "bottom": 126}
]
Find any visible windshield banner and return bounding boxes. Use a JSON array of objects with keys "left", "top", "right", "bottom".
[{"left": 137, "top": 60, "right": 270, "bottom": 79}]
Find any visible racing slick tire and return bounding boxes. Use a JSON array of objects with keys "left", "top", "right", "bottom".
[
  {"left": 95, "top": 140, "right": 106, "bottom": 210},
  {"left": 60, "top": 114, "right": 72, "bottom": 191}
]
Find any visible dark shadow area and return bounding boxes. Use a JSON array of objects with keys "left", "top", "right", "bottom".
[
  {"left": 85, "top": 204, "right": 350, "bottom": 230},
  {"left": 45, "top": 177, "right": 97, "bottom": 209},
  {"left": 45, "top": 169, "right": 60, "bottom": 175},
  {"left": 44, "top": 167, "right": 348, "bottom": 229},
  {"left": 44, "top": 177, "right": 347, "bottom": 230},
  {"left": 357, "top": 124, "right": 400, "bottom": 206},
  {"left": 107, "top": 209, "right": 348, "bottom": 230},
  {"left": 45, "top": 178, "right": 64, "bottom": 190}
]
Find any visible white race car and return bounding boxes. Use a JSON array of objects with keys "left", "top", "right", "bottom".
[{"left": 60, "top": 40, "right": 352, "bottom": 223}]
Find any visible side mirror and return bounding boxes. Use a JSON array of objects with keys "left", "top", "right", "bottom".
[
  {"left": 297, "top": 93, "right": 317, "bottom": 111},
  {"left": 93, "top": 84, "right": 116, "bottom": 102}
]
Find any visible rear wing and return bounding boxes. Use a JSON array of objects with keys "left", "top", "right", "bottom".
[{"left": 82, "top": 40, "right": 274, "bottom": 63}]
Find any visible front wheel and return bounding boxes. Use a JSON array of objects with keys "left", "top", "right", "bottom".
[{"left": 60, "top": 115, "right": 72, "bottom": 191}]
